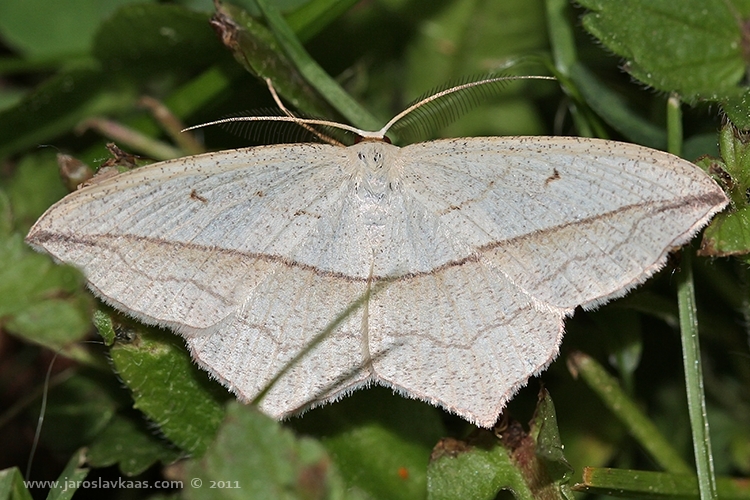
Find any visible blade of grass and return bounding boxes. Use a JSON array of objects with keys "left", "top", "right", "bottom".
[
  {"left": 545, "top": 0, "right": 576, "bottom": 76},
  {"left": 567, "top": 352, "right": 692, "bottom": 474},
  {"left": 576, "top": 467, "right": 750, "bottom": 498},
  {"left": 544, "top": 0, "right": 592, "bottom": 138},
  {"left": 669, "top": 94, "right": 718, "bottom": 500},
  {"left": 569, "top": 63, "right": 666, "bottom": 148},
  {"left": 286, "top": 0, "right": 362, "bottom": 42},
  {"left": 251, "top": 279, "right": 389, "bottom": 407},
  {"left": 254, "top": 0, "right": 380, "bottom": 131}
]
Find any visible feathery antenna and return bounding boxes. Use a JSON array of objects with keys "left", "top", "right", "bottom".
[{"left": 183, "top": 75, "right": 556, "bottom": 144}]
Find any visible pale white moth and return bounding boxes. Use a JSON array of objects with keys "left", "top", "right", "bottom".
[{"left": 26, "top": 77, "right": 728, "bottom": 426}]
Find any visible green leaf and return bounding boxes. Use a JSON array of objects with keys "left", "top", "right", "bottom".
[
  {"left": 699, "top": 207, "right": 750, "bottom": 257},
  {"left": 428, "top": 432, "right": 529, "bottom": 500},
  {"left": 0, "top": 467, "right": 33, "bottom": 500},
  {"left": 427, "top": 391, "right": 572, "bottom": 500},
  {"left": 92, "top": 310, "right": 116, "bottom": 346},
  {"left": 92, "top": 4, "right": 230, "bottom": 78},
  {"left": 292, "top": 388, "right": 446, "bottom": 500},
  {"left": 185, "top": 402, "right": 363, "bottom": 500},
  {"left": 404, "top": 0, "right": 547, "bottom": 89},
  {"left": 0, "top": 152, "right": 92, "bottom": 349},
  {"left": 0, "top": 233, "right": 91, "bottom": 349},
  {"left": 578, "top": 0, "right": 750, "bottom": 126},
  {"left": 6, "top": 298, "right": 93, "bottom": 350},
  {"left": 0, "top": 0, "right": 146, "bottom": 58},
  {"left": 109, "top": 326, "right": 228, "bottom": 455},
  {"left": 720, "top": 89, "right": 750, "bottom": 130},
  {"left": 531, "top": 391, "right": 574, "bottom": 493},
  {"left": 46, "top": 449, "right": 88, "bottom": 500},
  {"left": 87, "top": 414, "right": 182, "bottom": 476},
  {"left": 698, "top": 125, "right": 750, "bottom": 257},
  {"left": 4, "top": 151, "right": 69, "bottom": 228},
  {"left": 579, "top": 0, "right": 748, "bottom": 96}
]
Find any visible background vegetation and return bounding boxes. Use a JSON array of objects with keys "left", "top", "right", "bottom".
[{"left": 0, "top": 0, "right": 748, "bottom": 498}]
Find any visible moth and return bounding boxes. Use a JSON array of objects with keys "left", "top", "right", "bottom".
[{"left": 27, "top": 78, "right": 728, "bottom": 426}]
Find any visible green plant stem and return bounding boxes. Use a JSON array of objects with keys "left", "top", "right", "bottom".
[
  {"left": 668, "top": 94, "right": 717, "bottom": 500},
  {"left": 675, "top": 251, "right": 718, "bottom": 500},
  {"left": 79, "top": 118, "right": 183, "bottom": 161},
  {"left": 666, "top": 94, "right": 683, "bottom": 157}
]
